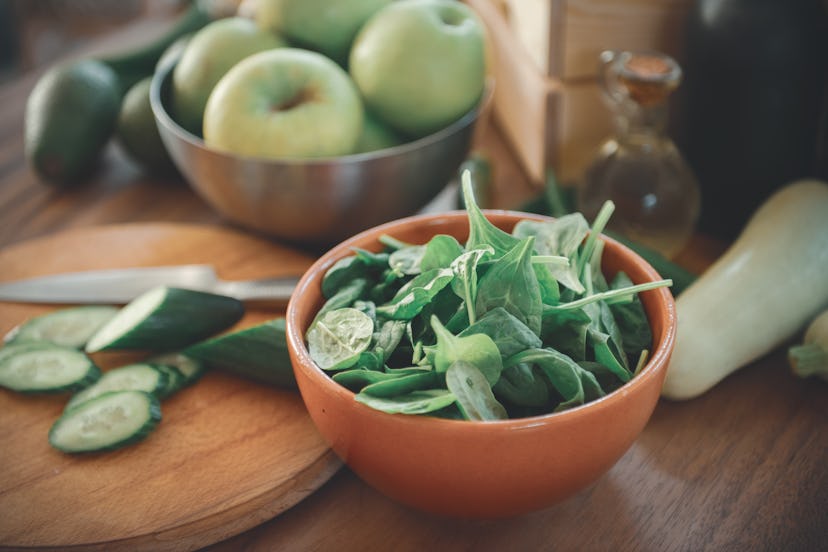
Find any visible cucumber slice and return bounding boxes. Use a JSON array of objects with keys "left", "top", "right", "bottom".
[
  {"left": 85, "top": 286, "right": 245, "bottom": 353},
  {"left": 49, "top": 390, "right": 162, "bottom": 453},
  {"left": 0, "top": 341, "right": 56, "bottom": 364},
  {"left": 5, "top": 305, "right": 119, "bottom": 349},
  {"left": 150, "top": 352, "right": 206, "bottom": 390},
  {"left": 150, "top": 362, "right": 184, "bottom": 398},
  {"left": 0, "top": 344, "right": 100, "bottom": 393},
  {"left": 184, "top": 318, "right": 296, "bottom": 388},
  {"left": 65, "top": 362, "right": 169, "bottom": 411}
]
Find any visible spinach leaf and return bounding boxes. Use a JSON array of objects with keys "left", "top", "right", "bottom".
[
  {"left": 609, "top": 272, "right": 653, "bottom": 355},
  {"left": 461, "top": 174, "right": 520, "bottom": 257},
  {"left": 307, "top": 308, "right": 374, "bottom": 371},
  {"left": 421, "top": 234, "right": 464, "bottom": 272},
  {"left": 492, "top": 362, "right": 550, "bottom": 407},
  {"left": 315, "top": 277, "right": 369, "bottom": 323},
  {"left": 375, "top": 268, "right": 454, "bottom": 320},
  {"left": 540, "top": 306, "right": 591, "bottom": 361},
  {"left": 579, "top": 361, "right": 625, "bottom": 395},
  {"left": 460, "top": 307, "right": 542, "bottom": 359},
  {"left": 321, "top": 255, "right": 363, "bottom": 298},
  {"left": 355, "top": 388, "right": 457, "bottom": 415},
  {"left": 431, "top": 315, "right": 503, "bottom": 386},
  {"left": 373, "top": 318, "right": 407, "bottom": 361},
  {"left": 446, "top": 360, "right": 508, "bottom": 421},
  {"left": 577, "top": 200, "right": 614, "bottom": 281},
  {"left": 353, "top": 247, "right": 391, "bottom": 267},
  {"left": 588, "top": 327, "right": 631, "bottom": 383},
  {"left": 475, "top": 237, "right": 542, "bottom": 335},
  {"left": 361, "top": 370, "right": 441, "bottom": 398},
  {"left": 450, "top": 245, "right": 493, "bottom": 324},
  {"left": 389, "top": 245, "right": 426, "bottom": 276},
  {"left": 513, "top": 214, "right": 589, "bottom": 294},
  {"left": 332, "top": 367, "right": 423, "bottom": 391},
  {"left": 507, "top": 348, "right": 588, "bottom": 412}
]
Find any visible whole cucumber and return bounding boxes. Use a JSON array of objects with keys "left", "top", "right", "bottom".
[{"left": 24, "top": 59, "right": 121, "bottom": 186}]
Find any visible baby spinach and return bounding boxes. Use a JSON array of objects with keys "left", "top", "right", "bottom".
[
  {"left": 305, "top": 171, "right": 672, "bottom": 420},
  {"left": 431, "top": 316, "right": 502, "bottom": 386},
  {"left": 460, "top": 307, "right": 542, "bottom": 359},
  {"left": 421, "top": 234, "right": 465, "bottom": 272},
  {"left": 355, "top": 388, "right": 457, "bottom": 415},
  {"left": 475, "top": 237, "right": 542, "bottom": 335},
  {"left": 361, "top": 370, "right": 441, "bottom": 398},
  {"left": 307, "top": 308, "right": 373, "bottom": 371},
  {"left": 450, "top": 245, "right": 493, "bottom": 325},
  {"left": 446, "top": 360, "right": 508, "bottom": 421},
  {"left": 389, "top": 245, "right": 426, "bottom": 276},
  {"left": 493, "top": 363, "right": 550, "bottom": 408},
  {"left": 375, "top": 268, "right": 454, "bottom": 320}
]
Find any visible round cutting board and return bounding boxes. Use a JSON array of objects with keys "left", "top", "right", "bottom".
[{"left": 0, "top": 223, "right": 341, "bottom": 552}]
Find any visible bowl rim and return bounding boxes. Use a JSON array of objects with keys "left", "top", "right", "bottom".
[
  {"left": 149, "top": 52, "right": 495, "bottom": 166},
  {"left": 286, "top": 209, "right": 678, "bottom": 431}
]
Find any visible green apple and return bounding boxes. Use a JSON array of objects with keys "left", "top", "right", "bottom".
[
  {"left": 353, "top": 110, "right": 405, "bottom": 154},
  {"left": 172, "top": 17, "right": 286, "bottom": 136},
  {"left": 349, "top": 0, "right": 486, "bottom": 138},
  {"left": 203, "top": 48, "right": 364, "bottom": 159},
  {"left": 253, "top": 0, "right": 392, "bottom": 66}
]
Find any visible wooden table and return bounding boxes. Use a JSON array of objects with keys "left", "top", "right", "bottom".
[{"left": 1, "top": 15, "right": 825, "bottom": 552}]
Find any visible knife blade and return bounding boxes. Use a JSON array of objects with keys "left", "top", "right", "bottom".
[{"left": 0, "top": 265, "right": 299, "bottom": 305}]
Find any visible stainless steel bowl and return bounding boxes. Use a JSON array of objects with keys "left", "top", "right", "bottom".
[{"left": 150, "top": 55, "right": 489, "bottom": 246}]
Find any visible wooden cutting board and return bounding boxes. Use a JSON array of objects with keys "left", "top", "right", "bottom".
[{"left": 0, "top": 223, "right": 342, "bottom": 552}]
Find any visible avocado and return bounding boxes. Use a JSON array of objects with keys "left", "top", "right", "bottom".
[
  {"left": 116, "top": 76, "right": 178, "bottom": 176},
  {"left": 24, "top": 59, "right": 121, "bottom": 186}
]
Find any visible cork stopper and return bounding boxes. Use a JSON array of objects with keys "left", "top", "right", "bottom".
[{"left": 616, "top": 52, "right": 682, "bottom": 107}]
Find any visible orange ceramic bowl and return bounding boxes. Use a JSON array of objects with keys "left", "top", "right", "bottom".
[{"left": 286, "top": 210, "right": 676, "bottom": 518}]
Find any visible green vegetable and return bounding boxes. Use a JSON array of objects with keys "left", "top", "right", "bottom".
[
  {"left": 0, "top": 344, "right": 101, "bottom": 393},
  {"left": 307, "top": 308, "right": 374, "bottom": 370},
  {"left": 446, "top": 360, "right": 507, "bottom": 421},
  {"left": 305, "top": 171, "right": 672, "bottom": 419},
  {"left": 65, "top": 362, "right": 170, "bottom": 411},
  {"left": 663, "top": 179, "right": 828, "bottom": 399},
  {"left": 24, "top": 59, "right": 121, "bottom": 186},
  {"left": 788, "top": 309, "right": 828, "bottom": 381},
  {"left": 4, "top": 305, "right": 118, "bottom": 349},
  {"left": 184, "top": 318, "right": 296, "bottom": 387},
  {"left": 49, "top": 390, "right": 162, "bottom": 453},
  {"left": 23, "top": 3, "right": 213, "bottom": 187},
  {"left": 148, "top": 352, "right": 206, "bottom": 390},
  {"left": 85, "top": 286, "right": 244, "bottom": 353}
]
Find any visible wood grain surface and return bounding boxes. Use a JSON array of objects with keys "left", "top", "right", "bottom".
[{"left": 0, "top": 223, "right": 342, "bottom": 552}]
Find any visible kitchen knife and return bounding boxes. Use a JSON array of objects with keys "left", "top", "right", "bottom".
[{"left": 0, "top": 265, "right": 299, "bottom": 305}]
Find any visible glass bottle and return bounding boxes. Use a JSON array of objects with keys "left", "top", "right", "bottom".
[{"left": 577, "top": 50, "right": 700, "bottom": 258}]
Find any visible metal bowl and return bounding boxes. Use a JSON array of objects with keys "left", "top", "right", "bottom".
[{"left": 150, "top": 55, "right": 490, "bottom": 247}]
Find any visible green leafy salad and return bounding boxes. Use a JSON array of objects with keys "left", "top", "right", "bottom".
[{"left": 305, "top": 175, "right": 672, "bottom": 420}]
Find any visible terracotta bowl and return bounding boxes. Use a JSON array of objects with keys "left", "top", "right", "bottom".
[{"left": 285, "top": 210, "right": 677, "bottom": 518}]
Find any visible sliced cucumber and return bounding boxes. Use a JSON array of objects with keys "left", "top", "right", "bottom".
[
  {"left": 49, "top": 390, "right": 162, "bottom": 453},
  {"left": 65, "top": 362, "right": 169, "bottom": 411},
  {"left": 184, "top": 318, "right": 296, "bottom": 388},
  {"left": 85, "top": 286, "right": 244, "bottom": 353},
  {"left": 5, "top": 305, "right": 118, "bottom": 349},
  {"left": 150, "top": 352, "right": 206, "bottom": 390},
  {"left": 150, "top": 362, "right": 184, "bottom": 398},
  {"left": 0, "top": 344, "right": 100, "bottom": 393},
  {"left": 0, "top": 341, "right": 56, "bottom": 364}
]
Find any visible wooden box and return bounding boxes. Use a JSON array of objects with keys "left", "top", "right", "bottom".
[{"left": 466, "top": 0, "right": 692, "bottom": 186}]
